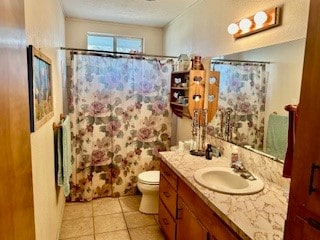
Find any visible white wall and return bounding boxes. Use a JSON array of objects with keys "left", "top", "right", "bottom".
[
  {"left": 163, "top": 0, "right": 310, "bottom": 143},
  {"left": 65, "top": 18, "right": 163, "bottom": 55},
  {"left": 164, "top": 0, "right": 309, "bottom": 57},
  {"left": 236, "top": 39, "right": 305, "bottom": 117},
  {"left": 24, "top": 0, "right": 66, "bottom": 239}
]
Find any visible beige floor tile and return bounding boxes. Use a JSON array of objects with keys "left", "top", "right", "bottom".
[
  {"left": 63, "top": 202, "right": 93, "bottom": 220},
  {"left": 119, "top": 195, "right": 141, "bottom": 212},
  {"left": 95, "top": 230, "right": 131, "bottom": 240},
  {"left": 129, "top": 225, "right": 165, "bottom": 240},
  {"left": 60, "top": 235, "right": 94, "bottom": 240},
  {"left": 124, "top": 211, "right": 157, "bottom": 229},
  {"left": 93, "top": 197, "right": 122, "bottom": 216},
  {"left": 59, "top": 217, "right": 94, "bottom": 239},
  {"left": 94, "top": 213, "right": 127, "bottom": 234}
]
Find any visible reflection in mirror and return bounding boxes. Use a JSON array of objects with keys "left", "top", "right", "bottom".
[
  {"left": 207, "top": 39, "right": 306, "bottom": 162},
  {"left": 210, "top": 60, "right": 267, "bottom": 150}
]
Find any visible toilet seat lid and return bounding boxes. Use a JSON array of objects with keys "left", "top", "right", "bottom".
[{"left": 138, "top": 171, "right": 160, "bottom": 185}]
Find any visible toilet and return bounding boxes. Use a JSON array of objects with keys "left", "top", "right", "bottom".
[{"left": 137, "top": 170, "right": 160, "bottom": 214}]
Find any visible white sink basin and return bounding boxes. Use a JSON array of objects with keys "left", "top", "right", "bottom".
[{"left": 193, "top": 167, "right": 264, "bottom": 195}]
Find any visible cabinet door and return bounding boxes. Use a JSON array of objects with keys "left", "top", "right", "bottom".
[
  {"left": 177, "top": 197, "right": 208, "bottom": 240},
  {"left": 159, "top": 200, "right": 176, "bottom": 240},
  {"left": 285, "top": 0, "right": 320, "bottom": 239}
]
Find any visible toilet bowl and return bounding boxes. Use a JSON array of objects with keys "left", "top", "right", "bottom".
[{"left": 137, "top": 170, "right": 160, "bottom": 214}]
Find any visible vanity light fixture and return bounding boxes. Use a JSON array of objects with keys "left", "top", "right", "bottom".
[{"left": 227, "top": 7, "right": 281, "bottom": 39}]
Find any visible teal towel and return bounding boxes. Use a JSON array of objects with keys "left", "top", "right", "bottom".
[
  {"left": 266, "top": 114, "right": 288, "bottom": 160},
  {"left": 57, "top": 128, "right": 63, "bottom": 186},
  {"left": 57, "top": 115, "right": 72, "bottom": 196}
]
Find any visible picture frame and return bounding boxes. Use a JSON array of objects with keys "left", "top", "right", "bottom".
[{"left": 27, "top": 45, "right": 54, "bottom": 132}]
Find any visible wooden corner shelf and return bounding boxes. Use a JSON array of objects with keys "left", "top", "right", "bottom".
[{"left": 170, "top": 70, "right": 206, "bottom": 118}]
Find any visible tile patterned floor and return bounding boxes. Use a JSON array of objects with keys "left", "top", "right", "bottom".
[{"left": 59, "top": 195, "right": 165, "bottom": 240}]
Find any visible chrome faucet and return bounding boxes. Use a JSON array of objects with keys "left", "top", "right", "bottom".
[{"left": 231, "top": 160, "right": 256, "bottom": 181}]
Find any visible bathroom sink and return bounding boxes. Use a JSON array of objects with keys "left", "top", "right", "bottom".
[{"left": 193, "top": 167, "right": 264, "bottom": 195}]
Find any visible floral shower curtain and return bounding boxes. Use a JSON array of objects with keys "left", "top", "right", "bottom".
[
  {"left": 208, "top": 62, "right": 267, "bottom": 150},
  {"left": 68, "top": 53, "right": 172, "bottom": 201}
]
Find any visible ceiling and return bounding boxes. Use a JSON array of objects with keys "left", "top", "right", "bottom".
[{"left": 61, "top": 0, "right": 201, "bottom": 28}]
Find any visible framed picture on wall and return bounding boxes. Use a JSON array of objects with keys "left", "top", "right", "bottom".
[{"left": 27, "top": 45, "right": 54, "bottom": 132}]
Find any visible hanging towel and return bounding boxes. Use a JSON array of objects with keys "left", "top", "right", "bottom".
[
  {"left": 53, "top": 127, "right": 61, "bottom": 184},
  {"left": 266, "top": 113, "right": 289, "bottom": 160},
  {"left": 57, "top": 115, "right": 72, "bottom": 196}
]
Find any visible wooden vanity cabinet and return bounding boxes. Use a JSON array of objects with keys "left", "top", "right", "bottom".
[
  {"left": 159, "top": 161, "right": 241, "bottom": 240},
  {"left": 159, "top": 161, "right": 178, "bottom": 240}
]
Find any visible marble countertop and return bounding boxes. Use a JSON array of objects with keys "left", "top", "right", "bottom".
[{"left": 160, "top": 150, "right": 289, "bottom": 240}]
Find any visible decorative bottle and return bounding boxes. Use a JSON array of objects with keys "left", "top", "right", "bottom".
[{"left": 205, "top": 144, "right": 213, "bottom": 160}]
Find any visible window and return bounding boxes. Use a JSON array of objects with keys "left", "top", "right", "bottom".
[{"left": 87, "top": 33, "right": 143, "bottom": 53}]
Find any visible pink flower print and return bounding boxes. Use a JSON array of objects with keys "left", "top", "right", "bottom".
[
  {"left": 107, "top": 120, "right": 121, "bottom": 137},
  {"left": 137, "top": 80, "right": 154, "bottom": 95},
  {"left": 135, "top": 102, "right": 142, "bottom": 110},
  {"left": 137, "top": 127, "right": 154, "bottom": 142},
  {"left": 239, "top": 102, "right": 252, "bottom": 114},
  {"left": 91, "top": 149, "right": 107, "bottom": 166},
  {"left": 152, "top": 101, "right": 166, "bottom": 115},
  {"left": 89, "top": 101, "right": 106, "bottom": 116},
  {"left": 122, "top": 111, "right": 130, "bottom": 122},
  {"left": 135, "top": 149, "right": 142, "bottom": 155},
  {"left": 121, "top": 158, "right": 129, "bottom": 169},
  {"left": 103, "top": 72, "right": 120, "bottom": 90},
  {"left": 126, "top": 151, "right": 135, "bottom": 161},
  {"left": 86, "top": 124, "right": 94, "bottom": 133},
  {"left": 127, "top": 105, "right": 135, "bottom": 113},
  {"left": 229, "top": 78, "right": 240, "bottom": 92}
]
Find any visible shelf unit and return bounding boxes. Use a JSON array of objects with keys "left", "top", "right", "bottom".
[{"left": 170, "top": 70, "right": 206, "bottom": 118}]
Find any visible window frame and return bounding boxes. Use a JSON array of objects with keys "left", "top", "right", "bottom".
[{"left": 87, "top": 32, "right": 144, "bottom": 54}]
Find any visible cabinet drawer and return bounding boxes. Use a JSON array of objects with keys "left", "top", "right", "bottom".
[
  {"left": 159, "top": 200, "right": 176, "bottom": 240},
  {"left": 159, "top": 174, "right": 177, "bottom": 218},
  {"left": 160, "top": 161, "right": 177, "bottom": 190}
]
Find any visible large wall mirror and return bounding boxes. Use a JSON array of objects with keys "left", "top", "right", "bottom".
[{"left": 207, "top": 38, "right": 305, "bottom": 162}]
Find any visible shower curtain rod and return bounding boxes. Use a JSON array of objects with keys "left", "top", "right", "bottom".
[
  {"left": 212, "top": 59, "right": 270, "bottom": 65},
  {"left": 60, "top": 47, "right": 178, "bottom": 59}
]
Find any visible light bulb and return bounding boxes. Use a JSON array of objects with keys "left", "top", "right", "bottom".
[
  {"left": 239, "top": 18, "right": 252, "bottom": 31},
  {"left": 227, "top": 23, "right": 239, "bottom": 35},
  {"left": 254, "top": 11, "right": 268, "bottom": 26}
]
